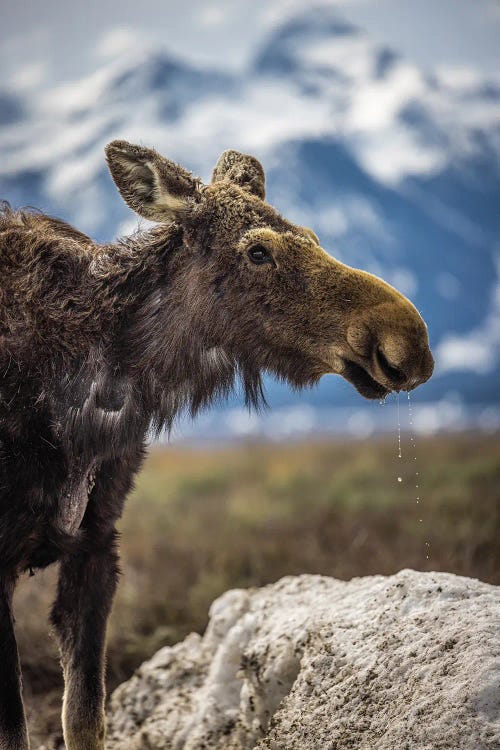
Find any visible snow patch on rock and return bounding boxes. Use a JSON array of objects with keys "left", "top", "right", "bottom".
[{"left": 106, "top": 570, "right": 500, "bottom": 749}]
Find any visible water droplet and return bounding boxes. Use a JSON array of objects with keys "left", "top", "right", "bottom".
[
  {"left": 408, "top": 393, "right": 428, "bottom": 555},
  {"left": 397, "top": 392, "right": 402, "bottom": 459}
]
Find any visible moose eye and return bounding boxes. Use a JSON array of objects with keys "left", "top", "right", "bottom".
[{"left": 248, "top": 244, "right": 272, "bottom": 265}]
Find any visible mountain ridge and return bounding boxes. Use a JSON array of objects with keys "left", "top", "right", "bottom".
[{"left": 1, "top": 7, "right": 498, "bottom": 434}]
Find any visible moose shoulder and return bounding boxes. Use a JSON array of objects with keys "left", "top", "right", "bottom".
[{"left": 0, "top": 142, "right": 433, "bottom": 750}]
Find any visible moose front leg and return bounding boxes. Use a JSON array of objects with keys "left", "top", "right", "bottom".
[
  {"left": 0, "top": 574, "right": 29, "bottom": 750},
  {"left": 50, "top": 529, "right": 119, "bottom": 750}
]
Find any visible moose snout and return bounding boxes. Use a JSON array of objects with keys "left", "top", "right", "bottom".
[
  {"left": 373, "top": 339, "right": 434, "bottom": 392},
  {"left": 364, "top": 311, "right": 434, "bottom": 391},
  {"left": 345, "top": 307, "right": 434, "bottom": 397}
]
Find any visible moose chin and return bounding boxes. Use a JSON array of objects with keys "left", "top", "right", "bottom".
[{"left": 0, "top": 141, "right": 433, "bottom": 750}]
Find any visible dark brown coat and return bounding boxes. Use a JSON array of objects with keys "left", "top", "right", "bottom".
[{"left": 0, "top": 142, "right": 433, "bottom": 750}]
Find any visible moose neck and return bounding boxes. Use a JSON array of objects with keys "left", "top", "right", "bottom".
[{"left": 109, "top": 225, "right": 261, "bottom": 431}]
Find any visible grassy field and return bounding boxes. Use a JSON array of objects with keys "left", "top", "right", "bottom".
[{"left": 13, "top": 431, "right": 500, "bottom": 747}]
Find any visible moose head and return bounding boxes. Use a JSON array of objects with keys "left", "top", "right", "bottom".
[{"left": 106, "top": 140, "right": 434, "bottom": 402}]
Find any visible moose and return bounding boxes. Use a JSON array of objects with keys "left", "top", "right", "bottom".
[{"left": 0, "top": 141, "right": 433, "bottom": 749}]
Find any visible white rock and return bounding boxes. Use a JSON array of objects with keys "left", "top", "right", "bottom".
[{"left": 106, "top": 570, "right": 500, "bottom": 749}]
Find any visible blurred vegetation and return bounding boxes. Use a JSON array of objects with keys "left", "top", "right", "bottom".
[{"left": 14, "top": 431, "right": 500, "bottom": 747}]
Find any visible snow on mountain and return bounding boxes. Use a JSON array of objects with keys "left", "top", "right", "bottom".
[{"left": 1, "top": 6, "right": 499, "bottom": 435}]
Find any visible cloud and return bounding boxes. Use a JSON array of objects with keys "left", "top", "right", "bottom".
[
  {"left": 300, "top": 35, "right": 373, "bottom": 80},
  {"left": 10, "top": 62, "right": 48, "bottom": 90},
  {"left": 95, "top": 27, "right": 143, "bottom": 59},
  {"left": 262, "top": 0, "right": 369, "bottom": 27},
  {"left": 436, "top": 272, "right": 461, "bottom": 301},
  {"left": 388, "top": 268, "right": 418, "bottom": 298},
  {"left": 351, "top": 126, "right": 446, "bottom": 185},
  {"left": 436, "top": 64, "right": 483, "bottom": 90},
  {"left": 412, "top": 395, "right": 467, "bottom": 435},
  {"left": 199, "top": 5, "right": 227, "bottom": 26},
  {"left": 436, "top": 338, "right": 496, "bottom": 375},
  {"left": 435, "top": 254, "right": 500, "bottom": 376}
]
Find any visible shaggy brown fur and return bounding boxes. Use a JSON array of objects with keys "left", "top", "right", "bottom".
[{"left": 0, "top": 141, "right": 433, "bottom": 750}]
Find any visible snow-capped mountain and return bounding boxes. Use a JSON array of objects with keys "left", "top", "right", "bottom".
[{"left": 1, "top": 6, "right": 499, "bottom": 436}]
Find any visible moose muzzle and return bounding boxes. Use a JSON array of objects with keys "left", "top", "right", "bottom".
[{"left": 341, "top": 297, "right": 434, "bottom": 400}]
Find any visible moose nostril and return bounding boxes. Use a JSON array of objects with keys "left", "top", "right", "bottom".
[{"left": 375, "top": 347, "right": 407, "bottom": 385}]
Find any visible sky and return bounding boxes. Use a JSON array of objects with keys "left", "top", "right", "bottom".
[{"left": 2, "top": 0, "right": 500, "bottom": 86}]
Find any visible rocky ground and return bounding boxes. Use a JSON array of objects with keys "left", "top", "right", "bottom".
[{"left": 106, "top": 569, "right": 500, "bottom": 749}]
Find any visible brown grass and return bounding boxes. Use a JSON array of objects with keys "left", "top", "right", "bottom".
[{"left": 13, "top": 431, "right": 500, "bottom": 747}]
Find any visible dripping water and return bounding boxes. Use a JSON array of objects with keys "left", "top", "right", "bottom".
[
  {"left": 407, "top": 391, "right": 430, "bottom": 560},
  {"left": 396, "top": 392, "right": 402, "bottom": 490},
  {"left": 396, "top": 393, "right": 403, "bottom": 482}
]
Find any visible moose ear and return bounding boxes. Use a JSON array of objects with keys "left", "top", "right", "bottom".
[
  {"left": 105, "top": 140, "right": 201, "bottom": 221},
  {"left": 211, "top": 149, "right": 266, "bottom": 200}
]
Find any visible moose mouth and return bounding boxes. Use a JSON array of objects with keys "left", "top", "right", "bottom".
[{"left": 342, "top": 359, "right": 390, "bottom": 400}]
